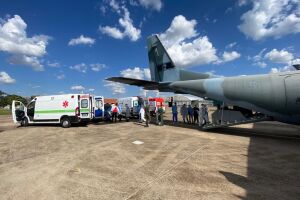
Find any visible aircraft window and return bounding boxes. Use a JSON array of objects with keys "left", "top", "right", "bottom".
[{"left": 81, "top": 99, "right": 88, "bottom": 108}]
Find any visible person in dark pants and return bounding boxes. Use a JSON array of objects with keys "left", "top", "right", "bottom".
[
  {"left": 125, "top": 104, "right": 130, "bottom": 122},
  {"left": 172, "top": 103, "right": 178, "bottom": 123},
  {"left": 111, "top": 103, "right": 119, "bottom": 123},
  {"left": 144, "top": 105, "right": 150, "bottom": 127},
  {"left": 193, "top": 105, "right": 200, "bottom": 124},
  {"left": 187, "top": 105, "right": 194, "bottom": 124}
]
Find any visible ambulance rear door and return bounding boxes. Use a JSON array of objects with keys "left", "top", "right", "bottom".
[
  {"left": 94, "top": 96, "right": 104, "bottom": 119},
  {"left": 80, "top": 94, "right": 91, "bottom": 119}
]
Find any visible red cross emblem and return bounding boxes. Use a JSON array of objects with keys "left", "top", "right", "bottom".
[{"left": 63, "top": 101, "right": 69, "bottom": 108}]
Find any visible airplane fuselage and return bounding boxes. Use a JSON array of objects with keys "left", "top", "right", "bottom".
[{"left": 169, "top": 71, "right": 300, "bottom": 125}]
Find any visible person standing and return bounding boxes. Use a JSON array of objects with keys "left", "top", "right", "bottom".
[
  {"left": 144, "top": 105, "right": 150, "bottom": 127},
  {"left": 139, "top": 105, "right": 146, "bottom": 123},
  {"left": 125, "top": 104, "right": 130, "bottom": 122},
  {"left": 117, "top": 103, "right": 122, "bottom": 122},
  {"left": 201, "top": 104, "right": 207, "bottom": 125},
  {"left": 157, "top": 106, "right": 165, "bottom": 126},
  {"left": 111, "top": 103, "right": 119, "bottom": 123},
  {"left": 193, "top": 105, "right": 199, "bottom": 124},
  {"left": 204, "top": 105, "right": 209, "bottom": 124},
  {"left": 198, "top": 104, "right": 204, "bottom": 126},
  {"left": 172, "top": 103, "right": 178, "bottom": 123},
  {"left": 187, "top": 105, "right": 194, "bottom": 124},
  {"left": 180, "top": 104, "right": 188, "bottom": 124}
]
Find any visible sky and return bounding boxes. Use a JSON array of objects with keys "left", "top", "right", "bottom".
[{"left": 0, "top": 0, "right": 300, "bottom": 98}]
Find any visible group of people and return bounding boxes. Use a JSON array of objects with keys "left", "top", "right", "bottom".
[
  {"left": 104, "top": 102, "right": 208, "bottom": 127},
  {"left": 172, "top": 103, "right": 209, "bottom": 126},
  {"left": 104, "top": 103, "right": 131, "bottom": 122},
  {"left": 139, "top": 104, "right": 165, "bottom": 127}
]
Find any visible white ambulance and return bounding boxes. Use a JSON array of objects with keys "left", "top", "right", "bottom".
[
  {"left": 117, "top": 96, "right": 143, "bottom": 117},
  {"left": 12, "top": 94, "right": 93, "bottom": 128}
]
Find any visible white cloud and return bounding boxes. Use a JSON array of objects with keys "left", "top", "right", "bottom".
[
  {"left": 256, "top": 61, "right": 267, "bottom": 68},
  {"left": 0, "top": 71, "right": 16, "bottom": 84},
  {"left": 0, "top": 15, "right": 50, "bottom": 70},
  {"left": 238, "top": 0, "right": 248, "bottom": 7},
  {"left": 238, "top": 0, "right": 300, "bottom": 40},
  {"left": 214, "top": 51, "right": 241, "bottom": 64},
  {"left": 68, "top": 35, "right": 95, "bottom": 46},
  {"left": 70, "top": 63, "right": 87, "bottom": 73},
  {"left": 56, "top": 74, "right": 65, "bottom": 80},
  {"left": 90, "top": 63, "right": 106, "bottom": 72},
  {"left": 104, "top": 80, "right": 126, "bottom": 95},
  {"left": 99, "top": 26, "right": 124, "bottom": 39},
  {"left": 225, "top": 42, "right": 237, "bottom": 49},
  {"left": 144, "top": 68, "right": 151, "bottom": 80},
  {"left": 138, "top": 0, "right": 162, "bottom": 11},
  {"left": 270, "top": 65, "right": 295, "bottom": 73},
  {"left": 252, "top": 48, "right": 267, "bottom": 62},
  {"left": 47, "top": 61, "right": 60, "bottom": 67},
  {"left": 159, "top": 15, "right": 198, "bottom": 47},
  {"left": 70, "top": 85, "right": 85, "bottom": 90},
  {"left": 0, "top": 15, "right": 49, "bottom": 56},
  {"left": 88, "top": 88, "right": 95, "bottom": 92},
  {"left": 158, "top": 15, "right": 219, "bottom": 68},
  {"left": 120, "top": 67, "right": 150, "bottom": 80},
  {"left": 265, "top": 49, "right": 294, "bottom": 63},
  {"left": 99, "top": 6, "right": 141, "bottom": 41},
  {"left": 8, "top": 55, "right": 44, "bottom": 71},
  {"left": 222, "top": 51, "right": 241, "bottom": 62},
  {"left": 291, "top": 58, "right": 300, "bottom": 65}
]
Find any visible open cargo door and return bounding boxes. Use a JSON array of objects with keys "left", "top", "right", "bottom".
[
  {"left": 94, "top": 96, "right": 104, "bottom": 119},
  {"left": 11, "top": 100, "right": 26, "bottom": 123}
]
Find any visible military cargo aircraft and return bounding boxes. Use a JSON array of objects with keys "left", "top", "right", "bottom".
[{"left": 107, "top": 35, "right": 300, "bottom": 129}]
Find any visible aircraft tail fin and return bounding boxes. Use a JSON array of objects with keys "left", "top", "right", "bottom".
[{"left": 147, "top": 35, "right": 210, "bottom": 82}]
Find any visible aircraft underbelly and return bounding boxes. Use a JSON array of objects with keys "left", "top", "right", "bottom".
[{"left": 285, "top": 75, "right": 300, "bottom": 115}]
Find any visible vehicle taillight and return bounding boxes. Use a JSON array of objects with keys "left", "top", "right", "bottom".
[{"left": 75, "top": 107, "right": 80, "bottom": 116}]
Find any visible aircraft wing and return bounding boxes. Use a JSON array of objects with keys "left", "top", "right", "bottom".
[{"left": 106, "top": 77, "right": 159, "bottom": 90}]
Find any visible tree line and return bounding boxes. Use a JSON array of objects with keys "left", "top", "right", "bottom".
[{"left": 0, "top": 90, "right": 28, "bottom": 108}]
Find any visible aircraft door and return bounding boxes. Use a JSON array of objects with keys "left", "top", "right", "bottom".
[
  {"left": 285, "top": 75, "right": 300, "bottom": 115},
  {"left": 11, "top": 100, "right": 26, "bottom": 123}
]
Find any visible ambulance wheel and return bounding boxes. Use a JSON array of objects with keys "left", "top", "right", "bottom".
[
  {"left": 21, "top": 117, "right": 28, "bottom": 127},
  {"left": 61, "top": 117, "right": 71, "bottom": 128}
]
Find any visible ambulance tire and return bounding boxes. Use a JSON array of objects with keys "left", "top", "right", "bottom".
[
  {"left": 61, "top": 117, "right": 71, "bottom": 128},
  {"left": 21, "top": 117, "right": 28, "bottom": 127}
]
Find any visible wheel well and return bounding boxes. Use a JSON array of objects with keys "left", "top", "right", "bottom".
[{"left": 60, "top": 115, "right": 69, "bottom": 122}]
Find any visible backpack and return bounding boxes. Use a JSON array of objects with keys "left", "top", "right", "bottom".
[{"left": 113, "top": 106, "right": 118, "bottom": 113}]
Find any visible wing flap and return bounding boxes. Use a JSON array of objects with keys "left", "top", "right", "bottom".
[{"left": 106, "top": 77, "right": 159, "bottom": 90}]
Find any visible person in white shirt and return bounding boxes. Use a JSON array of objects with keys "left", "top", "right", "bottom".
[{"left": 139, "top": 105, "right": 146, "bottom": 123}]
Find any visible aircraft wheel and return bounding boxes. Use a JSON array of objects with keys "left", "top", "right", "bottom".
[
  {"left": 61, "top": 117, "right": 71, "bottom": 128},
  {"left": 21, "top": 117, "right": 28, "bottom": 127}
]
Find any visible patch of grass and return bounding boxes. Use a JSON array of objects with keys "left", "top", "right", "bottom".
[{"left": 0, "top": 109, "right": 11, "bottom": 115}]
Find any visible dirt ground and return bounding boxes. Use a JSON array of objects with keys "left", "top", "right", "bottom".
[{"left": 0, "top": 114, "right": 300, "bottom": 200}]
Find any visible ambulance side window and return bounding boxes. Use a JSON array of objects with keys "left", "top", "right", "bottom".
[
  {"left": 96, "top": 100, "right": 102, "bottom": 109},
  {"left": 81, "top": 99, "right": 88, "bottom": 108}
]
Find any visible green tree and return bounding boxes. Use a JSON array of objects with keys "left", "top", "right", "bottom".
[{"left": 0, "top": 95, "right": 28, "bottom": 107}]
